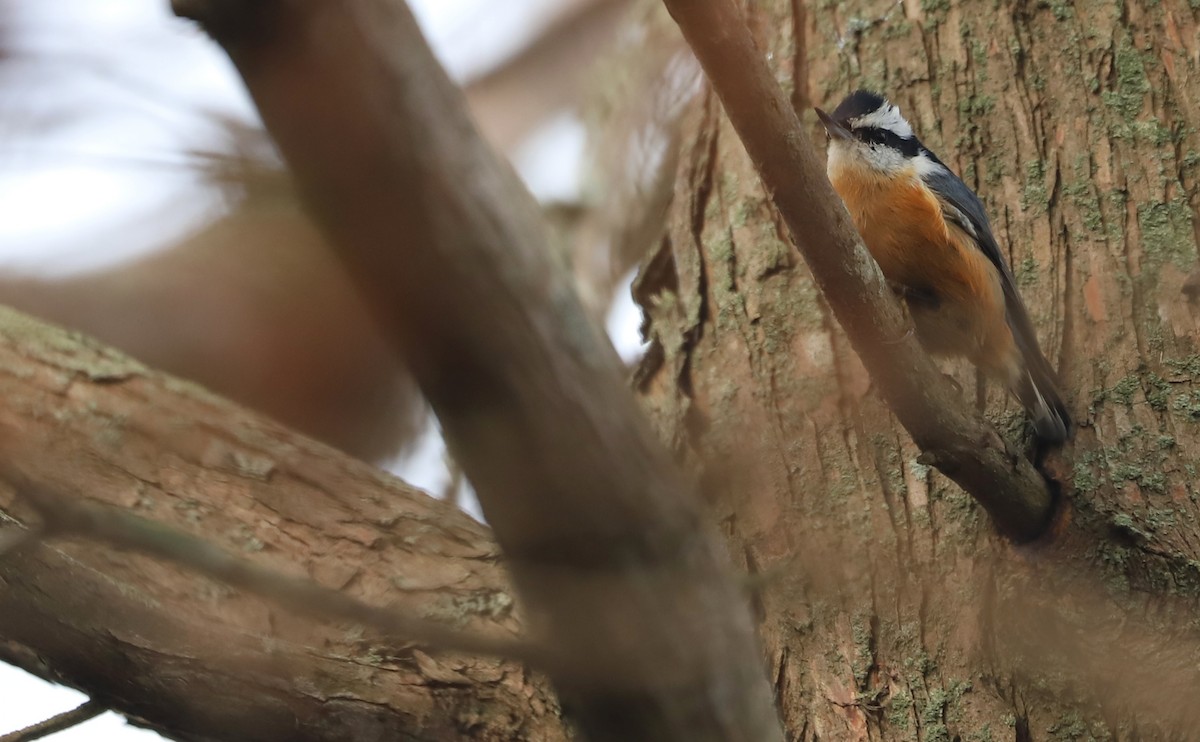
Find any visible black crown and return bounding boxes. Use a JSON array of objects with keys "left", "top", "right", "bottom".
[{"left": 830, "top": 89, "right": 888, "bottom": 126}]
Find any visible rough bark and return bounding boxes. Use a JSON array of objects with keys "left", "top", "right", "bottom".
[
  {"left": 637, "top": 0, "right": 1200, "bottom": 738},
  {"left": 662, "top": 0, "right": 1055, "bottom": 541},
  {"left": 0, "top": 306, "right": 565, "bottom": 742}
]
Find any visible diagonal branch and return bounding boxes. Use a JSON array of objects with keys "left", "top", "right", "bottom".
[
  {"left": 0, "top": 305, "right": 565, "bottom": 742},
  {"left": 0, "top": 468, "right": 545, "bottom": 667},
  {"left": 0, "top": 701, "right": 106, "bottom": 742},
  {"left": 171, "top": 0, "right": 784, "bottom": 739},
  {"left": 660, "top": 0, "right": 1055, "bottom": 541}
]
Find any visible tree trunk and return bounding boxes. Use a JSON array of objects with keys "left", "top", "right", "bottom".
[{"left": 636, "top": 0, "right": 1200, "bottom": 738}]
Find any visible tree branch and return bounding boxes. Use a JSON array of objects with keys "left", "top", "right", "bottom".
[
  {"left": 172, "top": 0, "right": 784, "bottom": 739},
  {"left": 0, "top": 469, "right": 544, "bottom": 667},
  {"left": 0, "top": 306, "right": 565, "bottom": 742},
  {"left": 660, "top": 0, "right": 1055, "bottom": 541},
  {"left": 0, "top": 701, "right": 105, "bottom": 742}
]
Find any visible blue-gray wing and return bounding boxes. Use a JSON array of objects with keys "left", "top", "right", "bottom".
[
  {"left": 920, "top": 162, "right": 1038, "bottom": 346},
  {"left": 920, "top": 163, "right": 1014, "bottom": 282},
  {"left": 920, "top": 156, "right": 1072, "bottom": 441},
  {"left": 920, "top": 160, "right": 1033, "bottom": 326}
]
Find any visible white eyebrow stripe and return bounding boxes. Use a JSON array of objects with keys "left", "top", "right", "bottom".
[{"left": 853, "top": 103, "right": 914, "bottom": 139}]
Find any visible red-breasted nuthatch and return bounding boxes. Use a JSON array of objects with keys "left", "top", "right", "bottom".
[{"left": 815, "top": 90, "right": 1071, "bottom": 444}]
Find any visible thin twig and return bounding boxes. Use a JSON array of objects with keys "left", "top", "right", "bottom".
[
  {"left": 0, "top": 701, "right": 106, "bottom": 742},
  {"left": 1, "top": 469, "right": 551, "bottom": 669}
]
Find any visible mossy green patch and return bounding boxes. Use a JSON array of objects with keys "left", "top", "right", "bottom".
[
  {"left": 1101, "top": 37, "right": 1150, "bottom": 121},
  {"left": 984, "top": 153, "right": 1006, "bottom": 184},
  {"left": 883, "top": 19, "right": 914, "bottom": 39},
  {"left": 886, "top": 687, "right": 913, "bottom": 729},
  {"left": 969, "top": 38, "right": 989, "bottom": 80},
  {"left": 1022, "top": 159, "right": 1048, "bottom": 213},
  {"left": 1110, "top": 460, "right": 1166, "bottom": 494},
  {"left": 1106, "top": 374, "right": 1140, "bottom": 406},
  {"left": 1047, "top": 0, "right": 1073, "bottom": 20},
  {"left": 1170, "top": 390, "right": 1200, "bottom": 420},
  {"left": 1062, "top": 178, "right": 1104, "bottom": 233},
  {"left": 1143, "top": 372, "right": 1171, "bottom": 411},
  {"left": 1016, "top": 255, "right": 1039, "bottom": 288},
  {"left": 921, "top": 680, "right": 971, "bottom": 742},
  {"left": 1047, "top": 710, "right": 1113, "bottom": 740},
  {"left": 961, "top": 160, "right": 978, "bottom": 186},
  {"left": 1070, "top": 419, "right": 1177, "bottom": 496},
  {"left": 968, "top": 724, "right": 996, "bottom": 742},
  {"left": 1165, "top": 354, "right": 1200, "bottom": 378},
  {"left": 1132, "top": 119, "right": 1173, "bottom": 147},
  {"left": 1137, "top": 199, "right": 1196, "bottom": 270},
  {"left": 1073, "top": 454, "right": 1099, "bottom": 493},
  {"left": 850, "top": 612, "right": 873, "bottom": 687},
  {"left": 958, "top": 93, "right": 995, "bottom": 118}
]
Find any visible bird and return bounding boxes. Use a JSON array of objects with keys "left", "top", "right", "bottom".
[{"left": 814, "top": 89, "right": 1071, "bottom": 444}]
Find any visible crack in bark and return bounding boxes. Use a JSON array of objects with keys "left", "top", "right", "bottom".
[
  {"left": 868, "top": 436, "right": 906, "bottom": 572},
  {"left": 678, "top": 89, "right": 721, "bottom": 412},
  {"left": 1118, "top": 175, "right": 1150, "bottom": 359}
]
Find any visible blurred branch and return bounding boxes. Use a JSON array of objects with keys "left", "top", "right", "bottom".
[
  {"left": 174, "top": 0, "right": 783, "bottom": 739},
  {"left": 0, "top": 181, "right": 420, "bottom": 464},
  {"left": 465, "top": 0, "right": 634, "bottom": 152},
  {"left": 660, "top": 0, "right": 1055, "bottom": 540},
  {"left": 572, "top": 3, "right": 695, "bottom": 315},
  {"left": 0, "top": 701, "right": 105, "bottom": 742},
  {"left": 0, "top": 468, "right": 544, "bottom": 666}
]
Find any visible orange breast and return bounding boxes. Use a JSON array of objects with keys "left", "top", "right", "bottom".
[
  {"left": 830, "top": 167, "right": 972, "bottom": 299},
  {"left": 828, "top": 163, "right": 1014, "bottom": 374}
]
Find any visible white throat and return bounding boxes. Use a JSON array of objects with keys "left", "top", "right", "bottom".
[{"left": 826, "top": 138, "right": 907, "bottom": 175}]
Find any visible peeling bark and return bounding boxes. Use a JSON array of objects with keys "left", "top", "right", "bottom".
[{"left": 638, "top": 0, "right": 1200, "bottom": 738}]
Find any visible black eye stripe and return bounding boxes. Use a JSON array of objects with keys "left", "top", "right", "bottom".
[{"left": 853, "top": 126, "right": 921, "bottom": 157}]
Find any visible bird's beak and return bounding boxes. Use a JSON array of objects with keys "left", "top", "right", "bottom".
[{"left": 814, "top": 108, "right": 853, "bottom": 141}]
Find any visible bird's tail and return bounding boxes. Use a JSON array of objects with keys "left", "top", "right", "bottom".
[{"left": 1014, "top": 357, "right": 1071, "bottom": 444}]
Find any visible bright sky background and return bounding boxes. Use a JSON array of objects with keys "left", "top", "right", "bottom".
[
  {"left": 0, "top": 0, "right": 593, "bottom": 274},
  {"left": 0, "top": 1, "right": 644, "bottom": 738}
]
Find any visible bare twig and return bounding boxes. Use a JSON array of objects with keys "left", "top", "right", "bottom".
[
  {"left": 660, "top": 0, "right": 1055, "bottom": 540},
  {"left": 0, "top": 701, "right": 105, "bottom": 742},
  {"left": 0, "top": 468, "right": 547, "bottom": 667},
  {"left": 172, "top": 0, "right": 784, "bottom": 739}
]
